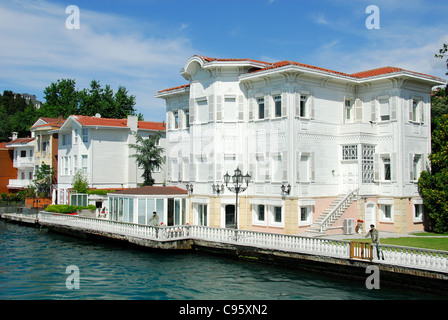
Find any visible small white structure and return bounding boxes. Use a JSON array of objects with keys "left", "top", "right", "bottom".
[
  {"left": 56, "top": 114, "right": 166, "bottom": 206},
  {"left": 155, "top": 55, "right": 446, "bottom": 235},
  {"left": 107, "top": 186, "right": 188, "bottom": 225}
]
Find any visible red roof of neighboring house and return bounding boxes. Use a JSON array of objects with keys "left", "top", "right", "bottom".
[
  {"left": 111, "top": 186, "right": 188, "bottom": 196},
  {"left": 6, "top": 137, "right": 35, "bottom": 145},
  {"left": 30, "top": 117, "right": 66, "bottom": 130},
  {"left": 72, "top": 115, "right": 166, "bottom": 131}
]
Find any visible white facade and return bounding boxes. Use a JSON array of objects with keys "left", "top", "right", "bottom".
[
  {"left": 56, "top": 115, "right": 166, "bottom": 205},
  {"left": 156, "top": 56, "right": 445, "bottom": 235}
]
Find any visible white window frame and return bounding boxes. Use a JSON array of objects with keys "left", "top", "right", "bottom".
[
  {"left": 413, "top": 199, "right": 424, "bottom": 223},
  {"left": 257, "top": 98, "right": 265, "bottom": 120},
  {"left": 273, "top": 95, "right": 282, "bottom": 118},
  {"left": 253, "top": 204, "right": 267, "bottom": 226},
  {"left": 269, "top": 205, "right": 284, "bottom": 227},
  {"left": 378, "top": 199, "right": 394, "bottom": 222},
  {"left": 299, "top": 206, "right": 313, "bottom": 226}
]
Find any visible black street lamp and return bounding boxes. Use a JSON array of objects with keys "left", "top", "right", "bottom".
[{"left": 223, "top": 167, "right": 251, "bottom": 229}]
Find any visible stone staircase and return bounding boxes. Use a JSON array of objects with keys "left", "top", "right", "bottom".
[{"left": 306, "top": 189, "right": 358, "bottom": 236}]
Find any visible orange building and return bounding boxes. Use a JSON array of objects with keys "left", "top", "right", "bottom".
[{"left": 0, "top": 142, "right": 17, "bottom": 194}]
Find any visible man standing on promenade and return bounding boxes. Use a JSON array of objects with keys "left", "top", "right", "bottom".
[
  {"left": 148, "top": 211, "right": 159, "bottom": 226},
  {"left": 365, "top": 224, "right": 384, "bottom": 260}
]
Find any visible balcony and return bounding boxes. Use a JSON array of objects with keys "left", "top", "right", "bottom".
[
  {"left": 8, "top": 179, "right": 34, "bottom": 189},
  {"left": 339, "top": 123, "right": 377, "bottom": 137},
  {"left": 13, "top": 157, "right": 34, "bottom": 169}
]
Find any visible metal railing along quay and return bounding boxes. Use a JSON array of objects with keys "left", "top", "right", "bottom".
[{"left": 10, "top": 212, "right": 447, "bottom": 274}]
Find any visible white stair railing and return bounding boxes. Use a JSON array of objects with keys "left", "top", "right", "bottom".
[{"left": 319, "top": 189, "right": 358, "bottom": 233}]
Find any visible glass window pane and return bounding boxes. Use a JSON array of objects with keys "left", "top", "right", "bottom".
[
  {"left": 156, "top": 199, "right": 164, "bottom": 225},
  {"left": 138, "top": 199, "right": 146, "bottom": 224}
]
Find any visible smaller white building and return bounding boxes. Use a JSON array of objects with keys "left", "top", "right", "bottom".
[
  {"left": 56, "top": 114, "right": 166, "bottom": 205},
  {"left": 6, "top": 135, "right": 36, "bottom": 191},
  {"left": 108, "top": 186, "right": 188, "bottom": 225}
]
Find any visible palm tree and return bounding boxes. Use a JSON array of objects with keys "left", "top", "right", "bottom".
[{"left": 129, "top": 131, "right": 165, "bottom": 186}]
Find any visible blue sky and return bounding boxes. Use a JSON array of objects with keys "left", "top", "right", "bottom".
[{"left": 1, "top": 0, "right": 447, "bottom": 122}]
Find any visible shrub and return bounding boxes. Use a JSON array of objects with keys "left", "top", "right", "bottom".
[{"left": 45, "top": 204, "right": 96, "bottom": 213}]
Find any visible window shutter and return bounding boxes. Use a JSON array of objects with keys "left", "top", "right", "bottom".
[
  {"left": 249, "top": 152, "right": 255, "bottom": 180},
  {"left": 208, "top": 95, "right": 215, "bottom": 122},
  {"left": 390, "top": 97, "right": 397, "bottom": 121},
  {"left": 216, "top": 95, "right": 223, "bottom": 121},
  {"left": 166, "top": 112, "right": 172, "bottom": 130},
  {"left": 310, "top": 152, "right": 316, "bottom": 182},
  {"left": 189, "top": 98, "right": 195, "bottom": 125},
  {"left": 374, "top": 153, "right": 380, "bottom": 182},
  {"left": 295, "top": 93, "right": 300, "bottom": 117},
  {"left": 371, "top": 98, "right": 376, "bottom": 122},
  {"left": 355, "top": 98, "right": 363, "bottom": 123},
  {"left": 238, "top": 95, "right": 244, "bottom": 121},
  {"left": 190, "top": 156, "right": 196, "bottom": 182},
  {"left": 420, "top": 101, "right": 425, "bottom": 123},
  {"left": 249, "top": 98, "right": 254, "bottom": 120},
  {"left": 296, "top": 151, "right": 301, "bottom": 181},
  {"left": 409, "top": 98, "right": 414, "bottom": 122},
  {"left": 265, "top": 152, "right": 270, "bottom": 181},
  {"left": 310, "top": 96, "right": 315, "bottom": 119},
  {"left": 266, "top": 96, "right": 271, "bottom": 119},
  {"left": 282, "top": 151, "right": 288, "bottom": 181},
  {"left": 281, "top": 92, "right": 287, "bottom": 117},
  {"left": 391, "top": 153, "right": 397, "bottom": 182},
  {"left": 409, "top": 153, "right": 414, "bottom": 181}
]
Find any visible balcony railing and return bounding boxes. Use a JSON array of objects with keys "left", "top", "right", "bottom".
[{"left": 36, "top": 212, "right": 448, "bottom": 273}]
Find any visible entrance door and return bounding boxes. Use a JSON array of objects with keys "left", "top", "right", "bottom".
[
  {"left": 342, "top": 161, "right": 358, "bottom": 194},
  {"left": 365, "top": 202, "right": 376, "bottom": 228},
  {"left": 225, "top": 205, "right": 235, "bottom": 229}
]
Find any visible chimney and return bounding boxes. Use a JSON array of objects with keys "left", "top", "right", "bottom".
[
  {"left": 11, "top": 132, "right": 18, "bottom": 141},
  {"left": 127, "top": 115, "right": 138, "bottom": 132}
]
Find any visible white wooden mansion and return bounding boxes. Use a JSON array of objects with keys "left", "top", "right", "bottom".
[
  {"left": 155, "top": 55, "right": 445, "bottom": 236},
  {"left": 56, "top": 114, "right": 166, "bottom": 207}
]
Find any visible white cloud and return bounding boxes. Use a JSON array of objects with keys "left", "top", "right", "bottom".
[{"left": 0, "top": 0, "right": 195, "bottom": 121}]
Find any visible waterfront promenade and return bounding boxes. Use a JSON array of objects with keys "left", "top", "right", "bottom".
[{"left": 2, "top": 210, "right": 448, "bottom": 293}]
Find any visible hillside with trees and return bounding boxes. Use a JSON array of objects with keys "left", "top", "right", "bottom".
[{"left": 0, "top": 79, "right": 142, "bottom": 142}]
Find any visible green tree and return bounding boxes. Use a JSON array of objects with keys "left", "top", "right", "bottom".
[
  {"left": 38, "top": 79, "right": 79, "bottom": 118},
  {"left": 0, "top": 91, "right": 39, "bottom": 142},
  {"left": 33, "top": 162, "right": 55, "bottom": 198},
  {"left": 129, "top": 132, "right": 165, "bottom": 186},
  {"left": 39, "top": 79, "right": 140, "bottom": 119},
  {"left": 72, "top": 171, "right": 89, "bottom": 194},
  {"left": 419, "top": 114, "right": 448, "bottom": 233}
]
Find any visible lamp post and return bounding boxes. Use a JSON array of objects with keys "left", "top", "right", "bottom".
[
  {"left": 223, "top": 167, "right": 251, "bottom": 229},
  {"left": 212, "top": 183, "right": 224, "bottom": 196}
]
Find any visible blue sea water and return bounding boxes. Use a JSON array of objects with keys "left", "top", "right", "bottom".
[{"left": 0, "top": 219, "right": 443, "bottom": 300}]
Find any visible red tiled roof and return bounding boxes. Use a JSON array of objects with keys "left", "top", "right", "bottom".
[
  {"left": 30, "top": 117, "right": 66, "bottom": 129},
  {"left": 6, "top": 137, "right": 35, "bottom": 145},
  {"left": 72, "top": 115, "right": 165, "bottom": 131},
  {"left": 350, "top": 67, "right": 404, "bottom": 78},
  {"left": 112, "top": 186, "right": 188, "bottom": 196},
  {"left": 158, "top": 84, "right": 190, "bottom": 93},
  {"left": 251, "top": 60, "right": 353, "bottom": 77},
  {"left": 158, "top": 56, "right": 444, "bottom": 93}
]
